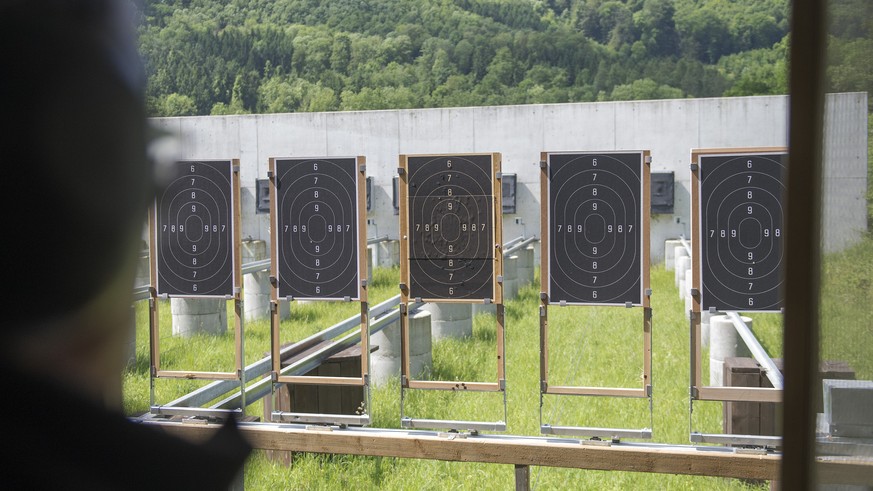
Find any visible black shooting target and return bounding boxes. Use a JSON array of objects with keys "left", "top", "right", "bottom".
[
  {"left": 548, "top": 152, "right": 643, "bottom": 305},
  {"left": 698, "top": 152, "right": 786, "bottom": 312},
  {"left": 274, "top": 158, "right": 360, "bottom": 300},
  {"left": 407, "top": 154, "right": 495, "bottom": 301},
  {"left": 155, "top": 160, "right": 235, "bottom": 297}
]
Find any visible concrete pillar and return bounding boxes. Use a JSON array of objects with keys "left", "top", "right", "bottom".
[
  {"left": 709, "top": 315, "right": 752, "bottom": 386},
  {"left": 701, "top": 310, "right": 721, "bottom": 348},
  {"left": 684, "top": 268, "right": 693, "bottom": 319},
  {"left": 366, "top": 245, "right": 374, "bottom": 284},
  {"left": 377, "top": 240, "right": 400, "bottom": 268},
  {"left": 664, "top": 239, "right": 683, "bottom": 271},
  {"left": 242, "top": 240, "right": 269, "bottom": 322},
  {"left": 674, "top": 247, "right": 690, "bottom": 287},
  {"left": 472, "top": 302, "right": 496, "bottom": 317},
  {"left": 171, "top": 298, "right": 227, "bottom": 337},
  {"left": 370, "top": 309, "right": 433, "bottom": 386},
  {"left": 422, "top": 302, "right": 472, "bottom": 340},
  {"left": 516, "top": 245, "right": 535, "bottom": 287},
  {"left": 504, "top": 255, "right": 519, "bottom": 300}
]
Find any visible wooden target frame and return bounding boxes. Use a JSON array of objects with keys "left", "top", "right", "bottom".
[
  {"left": 690, "top": 147, "right": 787, "bottom": 406},
  {"left": 538, "top": 151, "right": 653, "bottom": 439},
  {"left": 268, "top": 157, "right": 369, "bottom": 401},
  {"left": 147, "top": 159, "right": 245, "bottom": 415},
  {"left": 398, "top": 153, "right": 506, "bottom": 431}
]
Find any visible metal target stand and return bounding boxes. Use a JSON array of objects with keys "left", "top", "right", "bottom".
[
  {"left": 538, "top": 151, "right": 654, "bottom": 442},
  {"left": 148, "top": 159, "right": 246, "bottom": 420},
  {"left": 268, "top": 156, "right": 371, "bottom": 427},
  {"left": 398, "top": 153, "right": 507, "bottom": 432},
  {"left": 689, "top": 147, "right": 787, "bottom": 448}
]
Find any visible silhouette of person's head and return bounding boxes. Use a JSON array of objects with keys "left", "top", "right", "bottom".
[{"left": 0, "top": 0, "right": 154, "bottom": 406}]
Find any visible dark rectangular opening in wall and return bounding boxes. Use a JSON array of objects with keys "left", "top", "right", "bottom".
[
  {"left": 366, "top": 176, "right": 373, "bottom": 212},
  {"left": 651, "top": 172, "right": 674, "bottom": 214},
  {"left": 256, "top": 178, "right": 270, "bottom": 214},
  {"left": 502, "top": 173, "right": 517, "bottom": 214},
  {"left": 392, "top": 176, "right": 399, "bottom": 215}
]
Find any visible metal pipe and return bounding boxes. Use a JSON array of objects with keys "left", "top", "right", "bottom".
[
  {"left": 366, "top": 235, "right": 390, "bottom": 245},
  {"left": 727, "top": 312, "right": 784, "bottom": 389},
  {"left": 210, "top": 300, "right": 422, "bottom": 409},
  {"left": 163, "top": 295, "right": 404, "bottom": 409},
  {"left": 679, "top": 235, "right": 692, "bottom": 256},
  {"left": 503, "top": 236, "right": 537, "bottom": 256},
  {"left": 240, "top": 258, "right": 270, "bottom": 275}
]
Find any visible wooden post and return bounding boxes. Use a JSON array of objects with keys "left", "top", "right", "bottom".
[{"left": 514, "top": 464, "right": 530, "bottom": 491}]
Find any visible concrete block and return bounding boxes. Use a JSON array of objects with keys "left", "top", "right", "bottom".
[
  {"left": 472, "top": 302, "right": 496, "bottom": 317},
  {"left": 504, "top": 255, "right": 519, "bottom": 300},
  {"left": 675, "top": 250, "right": 690, "bottom": 288},
  {"left": 516, "top": 246, "right": 534, "bottom": 288},
  {"left": 242, "top": 240, "right": 270, "bottom": 322},
  {"left": 422, "top": 302, "right": 472, "bottom": 340},
  {"left": 684, "top": 268, "right": 693, "bottom": 319},
  {"left": 824, "top": 379, "right": 873, "bottom": 438},
  {"left": 170, "top": 298, "right": 227, "bottom": 337},
  {"left": 664, "top": 239, "right": 683, "bottom": 271},
  {"left": 709, "top": 315, "right": 752, "bottom": 387},
  {"left": 370, "top": 310, "right": 432, "bottom": 386}
]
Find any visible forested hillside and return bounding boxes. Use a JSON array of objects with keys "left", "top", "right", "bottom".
[{"left": 137, "top": 0, "right": 869, "bottom": 116}]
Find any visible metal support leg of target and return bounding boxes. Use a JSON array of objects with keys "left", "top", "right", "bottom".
[
  {"left": 399, "top": 302, "right": 508, "bottom": 433},
  {"left": 538, "top": 301, "right": 654, "bottom": 442}
]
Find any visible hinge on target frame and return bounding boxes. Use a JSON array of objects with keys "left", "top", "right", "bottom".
[
  {"left": 645, "top": 289, "right": 652, "bottom": 297},
  {"left": 646, "top": 385, "right": 653, "bottom": 397},
  {"left": 539, "top": 160, "right": 547, "bottom": 169},
  {"left": 690, "top": 163, "right": 699, "bottom": 171},
  {"left": 495, "top": 172, "right": 503, "bottom": 179},
  {"left": 397, "top": 167, "right": 405, "bottom": 176},
  {"left": 497, "top": 275, "right": 504, "bottom": 284},
  {"left": 399, "top": 282, "right": 407, "bottom": 291},
  {"left": 499, "top": 379, "right": 506, "bottom": 390},
  {"left": 540, "top": 381, "right": 548, "bottom": 393},
  {"left": 399, "top": 304, "right": 407, "bottom": 314},
  {"left": 644, "top": 156, "right": 652, "bottom": 164},
  {"left": 233, "top": 165, "right": 240, "bottom": 173},
  {"left": 359, "top": 164, "right": 366, "bottom": 173},
  {"left": 414, "top": 297, "right": 422, "bottom": 304},
  {"left": 360, "top": 279, "right": 368, "bottom": 287},
  {"left": 690, "top": 288, "right": 700, "bottom": 297},
  {"left": 269, "top": 275, "right": 278, "bottom": 286},
  {"left": 271, "top": 371, "right": 279, "bottom": 383},
  {"left": 267, "top": 170, "right": 274, "bottom": 178},
  {"left": 270, "top": 301, "right": 278, "bottom": 313}
]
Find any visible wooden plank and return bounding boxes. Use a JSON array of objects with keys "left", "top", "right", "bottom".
[
  {"left": 278, "top": 375, "right": 364, "bottom": 386},
  {"left": 642, "top": 152, "right": 652, "bottom": 393},
  {"left": 357, "top": 156, "right": 369, "bottom": 384},
  {"left": 156, "top": 370, "right": 240, "bottom": 381},
  {"left": 269, "top": 158, "right": 281, "bottom": 378},
  {"left": 539, "top": 152, "right": 550, "bottom": 391},
  {"left": 145, "top": 421, "right": 785, "bottom": 480},
  {"left": 232, "top": 160, "right": 243, "bottom": 375},
  {"left": 691, "top": 147, "right": 788, "bottom": 157},
  {"left": 698, "top": 387, "right": 783, "bottom": 403},
  {"left": 407, "top": 380, "right": 500, "bottom": 392},
  {"left": 546, "top": 386, "right": 648, "bottom": 398}
]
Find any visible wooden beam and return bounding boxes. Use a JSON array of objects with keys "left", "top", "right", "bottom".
[{"left": 143, "top": 421, "right": 784, "bottom": 480}]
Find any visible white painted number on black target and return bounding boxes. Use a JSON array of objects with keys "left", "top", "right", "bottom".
[
  {"left": 155, "top": 160, "right": 234, "bottom": 296},
  {"left": 274, "top": 158, "right": 359, "bottom": 300},
  {"left": 548, "top": 152, "right": 643, "bottom": 305},
  {"left": 407, "top": 155, "right": 494, "bottom": 301},
  {"left": 700, "top": 153, "right": 786, "bottom": 311}
]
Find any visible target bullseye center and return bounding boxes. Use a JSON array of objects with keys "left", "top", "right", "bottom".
[
  {"left": 307, "top": 214, "right": 327, "bottom": 242},
  {"left": 583, "top": 213, "right": 606, "bottom": 244},
  {"left": 185, "top": 215, "right": 204, "bottom": 242},
  {"left": 440, "top": 214, "right": 461, "bottom": 242},
  {"left": 738, "top": 217, "right": 763, "bottom": 249}
]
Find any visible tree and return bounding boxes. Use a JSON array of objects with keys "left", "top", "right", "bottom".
[{"left": 159, "top": 93, "right": 197, "bottom": 116}]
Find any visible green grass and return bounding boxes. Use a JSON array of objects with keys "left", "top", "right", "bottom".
[
  {"left": 125, "top": 263, "right": 776, "bottom": 489},
  {"left": 122, "top": 232, "right": 873, "bottom": 488}
]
